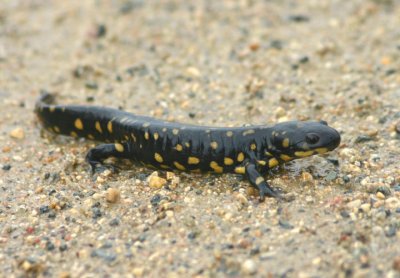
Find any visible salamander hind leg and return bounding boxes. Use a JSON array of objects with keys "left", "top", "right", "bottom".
[
  {"left": 245, "top": 162, "right": 282, "bottom": 201},
  {"left": 86, "top": 143, "right": 131, "bottom": 173}
]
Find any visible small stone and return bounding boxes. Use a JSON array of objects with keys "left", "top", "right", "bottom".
[
  {"left": 376, "top": 186, "right": 391, "bottom": 197},
  {"left": 274, "top": 106, "right": 286, "bottom": 118},
  {"left": 301, "top": 172, "right": 314, "bottom": 182},
  {"left": 385, "top": 225, "right": 397, "bottom": 237},
  {"left": 2, "top": 164, "right": 11, "bottom": 171},
  {"left": 236, "top": 193, "right": 248, "bottom": 205},
  {"left": 359, "top": 203, "right": 371, "bottom": 213},
  {"left": 105, "top": 188, "right": 120, "bottom": 203},
  {"left": 10, "top": 127, "right": 25, "bottom": 139},
  {"left": 186, "top": 67, "right": 201, "bottom": 77},
  {"left": 325, "top": 171, "right": 337, "bottom": 181},
  {"left": 346, "top": 199, "right": 362, "bottom": 209},
  {"left": 355, "top": 135, "right": 373, "bottom": 143},
  {"left": 132, "top": 267, "right": 145, "bottom": 277},
  {"left": 109, "top": 218, "right": 120, "bottom": 226},
  {"left": 278, "top": 219, "right": 294, "bottom": 229},
  {"left": 376, "top": 192, "right": 385, "bottom": 200},
  {"left": 148, "top": 176, "right": 167, "bottom": 189},
  {"left": 393, "top": 256, "right": 400, "bottom": 271},
  {"left": 242, "top": 259, "right": 257, "bottom": 275}
]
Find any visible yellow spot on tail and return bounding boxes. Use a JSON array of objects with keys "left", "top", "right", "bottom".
[
  {"left": 107, "top": 121, "right": 113, "bottom": 133},
  {"left": 154, "top": 153, "right": 163, "bottom": 163},
  {"left": 210, "top": 141, "right": 218, "bottom": 150},
  {"left": 124, "top": 135, "right": 129, "bottom": 140},
  {"left": 250, "top": 143, "right": 257, "bottom": 150},
  {"left": 237, "top": 152, "right": 245, "bottom": 162},
  {"left": 53, "top": 126, "right": 60, "bottom": 133},
  {"left": 282, "top": 138, "right": 289, "bottom": 148},
  {"left": 162, "top": 128, "right": 167, "bottom": 132},
  {"left": 174, "top": 161, "right": 186, "bottom": 171},
  {"left": 74, "top": 118, "right": 83, "bottom": 130},
  {"left": 243, "top": 129, "right": 255, "bottom": 136},
  {"left": 255, "top": 177, "right": 264, "bottom": 185},
  {"left": 95, "top": 121, "right": 103, "bottom": 133},
  {"left": 115, "top": 143, "right": 124, "bottom": 152},
  {"left": 144, "top": 132, "right": 149, "bottom": 140},
  {"left": 131, "top": 133, "right": 137, "bottom": 142},
  {"left": 188, "top": 157, "right": 200, "bottom": 164},
  {"left": 70, "top": 131, "right": 78, "bottom": 137},
  {"left": 224, "top": 157, "right": 234, "bottom": 165},
  {"left": 257, "top": 160, "right": 266, "bottom": 166},
  {"left": 172, "top": 129, "right": 179, "bottom": 135},
  {"left": 315, "top": 148, "right": 328, "bottom": 154},
  {"left": 264, "top": 151, "right": 273, "bottom": 156},
  {"left": 268, "top": 158, "right": 279, "bottom": 168},
  {"left": 280, "top": 154, "right": 292, "bottom": 161},
  {"left": 234, "top": 167, "right": 246, "bottom": 174},
  {"left": 88, "top": 134, "right": 94, "bottom": 140},
  {"left": 294, "top": 150, "right": 314, "bottom": 157},
  {"left": 226, "top": 131, "right": 233, "bottom": 137},
  {"left": 210, "top": 161, "right": 223, "bottom": 173},
  {"left": 185, "top": 142, "right": 190, "bottom": 148},
  {"left": 175, "top": 144, "right": 183, "bottom": 151},
  {"left": 153, "top": 132, "right": 159, "bottom": 140},
  {"left": 160, "top": 165, "right": 170, "bottom": 169},
  {"left": 49, "top": 106, "right": 55, "bottom": 112}
]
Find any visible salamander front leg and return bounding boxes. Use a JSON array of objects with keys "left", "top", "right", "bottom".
[
  {"left": 245, "top": 162, "right": 281, "bottom": 201},
  {"left": 86, "top": 143, "right": 130, "bottom": 173}
]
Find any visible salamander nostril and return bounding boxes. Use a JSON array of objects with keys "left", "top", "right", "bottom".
[{"left": 306, "top": 133, "right": 320, "bottom": 144}]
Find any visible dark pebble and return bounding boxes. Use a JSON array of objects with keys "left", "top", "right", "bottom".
[
  {"left": 325, "top": 171, "right": 338, "bottom": 181},
  {"left": 385, "top": 225, "right": 397, "bottom": 237},
  {"left": 48, "top": 211, "right": 56, "bottom": 219},
  {"left": 109, "top": 218, "right": 120, "bottom": 226},
  {"left": 150, "top": 194, "right": 162, "bottom": 207},
  {"left": 355, "top": 135, "right": 373, "bottom": 143},
  {"left": 91, "top": 249, "right": 117, "bottom": 262},
  {"left": 376, "top": 186, "right": 391, "bottom": 197},
  {"left": 187, "top": 231, "right": 198, "bottom": 240},
  {"left": 327, "top": 158, "right": 339, "bottom": 166},
  {"left": 385, "top": 69, "right": 396, "bottom": 76},
  {"left": 340, "top": 210, "right": 350, "bottom": 218},
  {"left": 393, "top": 184, "right": 400, "bottom": 192},
  {"left": 119, "top": 0, "right": 143, "bottom": 14},
  {"left": 188, "top": 112, "right": 196, "bottom": 118},
  {"left": 44, "top": 172, "right": 50, "bottom": 180},
  {"left": 288, "top": 14, "right": 310, "bottom": 22},
  {"left": 92, "top": 207, "right": 102, "bottom": 219},
  {"left": 48, "top": 189, "right": 57, "bottom": 196},
  {"left": 395, "top": 122, "right": 400, "bottom": 134},
  {"left": 85, "top": 82, "right": 98, "bottom": 90},
  {"left": 270, "top": 39, "right": 283, "bottom": 50},
  {"left": 138, "top": 234, "right": 146, "bottom": 242},
  {"left": 2, "top": 164, "right": 11, "bottom": 171},
  {"left": 242, "top": 227, "right": 251, "bottom": 233},
  {"left": 395, "top": 208, "right": 400, "bottom": 213},
  {"left": 59, "top": 243, "right": 68, "bottom": 252},
  {"left": 39, "top": 205, "right": 50, "bottom": 214},
  {"left": 92, "top": 201, "right": 101, "bottom": 208},
  {"left": 250, "top": 247, "right": 260, "bottom": 256},
  {"left": 343, "top": 175, "right": 350, "bottom": 183},
  {"left": 278, "top": 219, "right": 294, "bottom": 229},
  {"left": 298, "top": 56, "right": 309, "bottom": 64},
  {"left": 86, "top": 96, "right": 95, "bottom": 102},
  {"left": 94, "top": 24, "right": 107, "bottom": 38},
  {"left": 46, "top": 241, "right": 55, "bottom": 251}
]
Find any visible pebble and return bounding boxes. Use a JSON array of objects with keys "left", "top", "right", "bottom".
[
  {"left": 393, "top": 257, "right": 400, "bottom": 271},
  {"left": 376, "top": 192, "right": 386, "bottom": 200},
  {"left": 359, "top": 203, "right": 371, "bottom": 213},
  {"left": 242, "top": 259, "right": 257, "bottom": 275},
  {"left": 105, "top": 188, "right": 120, "bottom": 203},
  {"left": 148, "top": 175, "right": 167, "bottom": 189},
  {"left": 301, "top": 172, "right": 314, "bottom": 182},
  {"left": 10, "top": 127, "right": 25, "bottom": 139}
]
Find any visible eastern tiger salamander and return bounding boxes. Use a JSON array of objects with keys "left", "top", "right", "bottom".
[{"left": 35, "top": 94, "right": 341, "bottom": 200}]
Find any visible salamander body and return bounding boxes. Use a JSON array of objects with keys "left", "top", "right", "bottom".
[{"left": 35, "top": 94, "right": 341, "bottom": 199}]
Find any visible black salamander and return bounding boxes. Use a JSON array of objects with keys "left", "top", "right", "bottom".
[{"left": 35, "top": 94, "right": 341, "bottom": 200}]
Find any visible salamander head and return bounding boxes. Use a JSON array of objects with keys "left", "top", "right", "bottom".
[{"left": 269, "top": 121, "right": 341, "bottom": 161}]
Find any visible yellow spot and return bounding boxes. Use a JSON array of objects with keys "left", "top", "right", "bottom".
[
  {"left": 294, "top": 150, "right": 314, "bottom": 157},
  {"left": 234, "top": 167, "right": 246, "bottom": 174},
  {"left": 188, "top": 157, "right": 200, "bottom": 164},
  {"left": 282, "top": 138, "right": 289, "bottom": 148},
  {"left": 191, "top": 169, "right": 201, "bottom": 173},
  {"left": 255, "top": 177, "right": 264, "bottom": 185},
  {"left": 237, "top": 152, "right": 245, "bottom": 162},
  {"left": 131, "top": 133, "right": 137, "bottom": 142},
  {"left": 49, "top": 106, "right": 55, "bottom": 112},
  {"left": 172, "top": 129, "right": 179, "bottom": 135},
  {"left": 185, "top": 142, "right": 190, "bottom": 148},
  {"left": 210, "top": 141, "right": 218, "bottom": 150},
  {"left": 242, "top": 129, "right": 255, "bottom": 136},
  {"left": 153, "top": 132, "right": 159, "bottom": 140},
  {"left": 142, "top": 122, "right": 150, "bottom": 127},
  {"left": 115, "top": 143, "right": 124, "bottom": 152},
  {"left": 250, "top": 143, "right": 257, "bottom": 150},
  {"left": 95, "top": 121, "right": 103, "bottom": 133},
  {"left": 224, "top": 157, "right": 234, "bottom": 165},
  {"left": 154, "top": 153, "right": 163, "bottom": 163},
  {"left": 265, "top": 151, "right": 273, "bottom": 156},
  {"left": 124, "top": 135, "right": 129, "bottom": 140},
  {"left": 209, "top": 161, "right": 223, "bottom": 173},
  {"left": 175, "top": 144, "right": 183, "bottom": 151},
  {"left": 70, "top": 131, "right": 78, "bottom": 137},
  {"left": 269, "top": 158, "right": 279, "bottom": 168},
  {"left": 74, "top": 118, "right": 83, "bottom": 130},
  {"left": 174, "top": 161, "right": 186, "bottom": 171},
  {"left": 226, "top": 131, "right": 233, "bottom": 137},
  {"left": 316, "top": 148, "right": 328, "bottom": 154},
  {"left": 257, "top": 160, "right": 266, "bottom": 166},
  {"left": 88, "top": 134, "right": 94, "bottom": 140},
  {"left": 280, "top": 154, "right": 292, "bottom": 161},
  {"left": 160, "top": 165, "right": 170, "bottom": 169},
  {"left": 53, "top": 126, "right": 60, "bottom": 133},
  {"left": 144, "top": 132, "right": 149, "bottom": 140},
  {"left": 162, "top": 128, "right": 167, "bottom": 132},
  {"left": 107, "top": 121, "right": 113, "bottom": 133}
]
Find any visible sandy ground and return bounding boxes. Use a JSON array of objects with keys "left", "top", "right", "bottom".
[{"left": 1, "top": 0, "right": 400, "bottom": 277}]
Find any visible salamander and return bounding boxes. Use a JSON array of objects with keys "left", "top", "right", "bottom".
[{"left": 35, "top": 93, "right": 341, "bottom": 200}]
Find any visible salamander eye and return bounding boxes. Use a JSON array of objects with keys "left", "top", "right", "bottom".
[{"left": 306, "top": 133, "right": 320, "bottom": 144}]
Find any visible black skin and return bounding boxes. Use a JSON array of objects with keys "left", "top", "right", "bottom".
[{"left": 35, "top": 94, "right": 341, "bottom": 200}]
